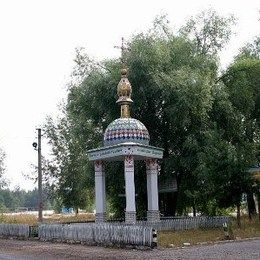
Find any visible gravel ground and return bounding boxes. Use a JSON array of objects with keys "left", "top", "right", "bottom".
[{"left": 0, "top": 238, "right": 259, "bottom": 260}]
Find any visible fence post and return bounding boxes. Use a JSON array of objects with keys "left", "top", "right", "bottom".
[
  {"left": 223, "top": 222, "right": 230, "bottom": 239},
  {"left": 151, "top": 229, "right": 157, "bottom": 248}
]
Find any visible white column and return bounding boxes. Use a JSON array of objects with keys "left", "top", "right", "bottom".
[
  {"left": 94, "top": 160, "right": 106, "bottom": 222},
  {"left": 124, "top": 155, "right": 136, "bottom": 223},
  {"left": 146, "top": 159, "right": 160, "bottom": 222}
]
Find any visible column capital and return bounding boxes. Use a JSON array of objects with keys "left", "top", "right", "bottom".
[
  {"left": 145, "top": 158, "right": 158, "bottom": 171},
  {"left": 94, "top": 160, "right": 104, "bottom": 172},
  {"left": 124, "top": 155, "right": 134, "bottom": 169}
]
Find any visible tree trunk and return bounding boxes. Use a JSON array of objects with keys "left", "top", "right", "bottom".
[
  {"left": 164, "top": 192, "right": 176, "bottom": 216},
  {"left": 192, "top": 203, "right": 196, "bottom": 217},
  {"left": 257, "top": 191, "right": 260, "bottom": 222},
  {"left": 236, "top": 202, "right": 241, "bottom": 228},
  {"left": 247, "top": 191, "right": 256, "bottom": 220},
  {"left": 172, "top": 173, "right": 183, "bottom": 216},
  {"left": 172, "top": 191, "right": 179, "bottom": 216}
]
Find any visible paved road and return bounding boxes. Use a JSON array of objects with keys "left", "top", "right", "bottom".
[{"left": 0, "top": 238, "right": 259, "bottom": 260}]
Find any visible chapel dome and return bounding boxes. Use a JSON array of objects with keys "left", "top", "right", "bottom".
[{"left": 104, "top": 117, "right": 150, "bottom": 146}]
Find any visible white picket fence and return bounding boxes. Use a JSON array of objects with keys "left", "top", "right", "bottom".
[
  {"left": 0, "top": 216, "right": 230, "bottom": 247},
  {"left": 136, "top": 216, "right": 231, "bottom": 230},
  {"left": 38, "top": 223, "right": 154, "bottom": 247},
  {"left": 0, "top": 223, "right": 29, "bottom": 237}
]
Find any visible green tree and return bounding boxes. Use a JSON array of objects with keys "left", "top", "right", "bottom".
[
  {"left": 44, "top": 108, "right": 93, "bottom": 214},
  {"left": 48, "top": 10, "right": 234, "bottom": 217},
  {"left": 45, "top": 10, "right": 257, "bottom": 220},
  {"left": 179, "top": 9, "right": 236, "bottom": 55},
  {"left": 0, "top": 147, "right": 7, "bottom": 189},
  {"left": 237, "top": 36, "right": 260, "bottom": 60},
  {"left": 0, "top": 186, "right": 55, "bottom": 212},
  {"left": 219, "top": 41, "right": 260, "bottom": 222},
  {"left": 196, "top": 34, "right": 260, "bottom": 224}
]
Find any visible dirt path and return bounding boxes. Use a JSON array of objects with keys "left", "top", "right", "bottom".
[{"left": 0, "top": 238, "right": 259, "bottom": 259}]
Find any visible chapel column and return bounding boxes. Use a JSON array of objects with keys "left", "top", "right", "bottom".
[
  {"left": 94, "top": 160, "right": 106, "bottom": 222},
  {"left": 124, "top": 155, "right": 136, "bottom": 223},
  {"left": 146, "top": 158, "right": 160, "bottom": 222}
]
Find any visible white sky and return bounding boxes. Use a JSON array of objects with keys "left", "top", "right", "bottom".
[{"left": 0, "top": 0, "right": 259, "bottom": 190}]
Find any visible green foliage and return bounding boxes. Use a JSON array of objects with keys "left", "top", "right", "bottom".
[
  {"left": 179, "top": 9, "right": 236, "bottom": 56},
  {"left": 44, "top": 9, "right": 259, "bottom": 217},
  {"left": 62, "top": 17, "right": 221, "bottom": 216},
  {"left": 236, "top": 36, "right": 260, "bottom": 60},
  {"left": 0, "top": 187, "right": 53, "bottom": 212},
  {"left": 0, "top": 147, "right": 7, "bottom": 188},
  {"left": 44, "top": 107, "right": 94, "bottom": 211},
  {"left": 220, "top": 51, "right": 260, "bottom": 218},
  {"left": 223, "top": 59, "right": 260, "bottom": 118},
  {"left": 197, "top": 38, "right": 260, "bottom": 215}
]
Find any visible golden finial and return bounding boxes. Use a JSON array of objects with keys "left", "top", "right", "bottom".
[{"left": 114, "top": 37, "right": 133, "bottom": 118}]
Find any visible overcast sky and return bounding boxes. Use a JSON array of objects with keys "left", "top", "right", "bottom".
[{"left": 0, "top": 0, "right": 259, "bottom": 190}]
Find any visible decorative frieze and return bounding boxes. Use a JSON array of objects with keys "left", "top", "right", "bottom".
[{"left": 88, "top": 143, "right": 163, "bottom": 161}]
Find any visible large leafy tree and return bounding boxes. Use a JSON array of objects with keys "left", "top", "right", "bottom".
[
  {"left": 45, "top": 10, "right": 258, "bottom": 219},
  {"left": 221, "top": 38, "right": 260, "bottom": 221},
  {"left": 197, "top": 35, "right": 260, "bottom": 223},
  {"left": 44, "top": 109, "right": 94, "bottom": 213}
]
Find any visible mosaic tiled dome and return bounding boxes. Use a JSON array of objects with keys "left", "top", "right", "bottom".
[{"left": 104, "top": 118, "right": 150, "bottom": 146}]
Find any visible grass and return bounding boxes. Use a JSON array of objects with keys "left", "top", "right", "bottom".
[
  {"left": 158, "top": 217, "right": 260, "bottom": 247},
  {"left": 232, "top": 216, "right": 260, "bottom": 239},
  {"left": 45, "top": 212, "right": 95, "bottom": 223},
  {"left": 158, "top": 228, "right": 224, "bottom": 247},
  {"left": 0, "top": 212, "right": 95, "bottom": 225},
  {"left": 0, "top": 212, "right": 259, "bottom": 247},
  {"left": 0, "top": 214, "right": 38, "bottom": 225}
]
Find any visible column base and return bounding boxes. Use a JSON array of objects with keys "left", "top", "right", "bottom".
[
  {"left": 147, "top": 210, "right": 160, "bottom": 222},
  {"left": 125, "top": 211, "right": 136, "bottom": 224},
  {"left": 95, "top": 212, "right": 106, "bottom": 223}
]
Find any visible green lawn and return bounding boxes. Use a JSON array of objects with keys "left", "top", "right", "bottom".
[{"left": 158, "top": 217, "right": 260, "bottom": 247}]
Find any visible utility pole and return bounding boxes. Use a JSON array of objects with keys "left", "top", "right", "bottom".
[{"left": 37, "top": 128, "right": 43, "bottom": 222}]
